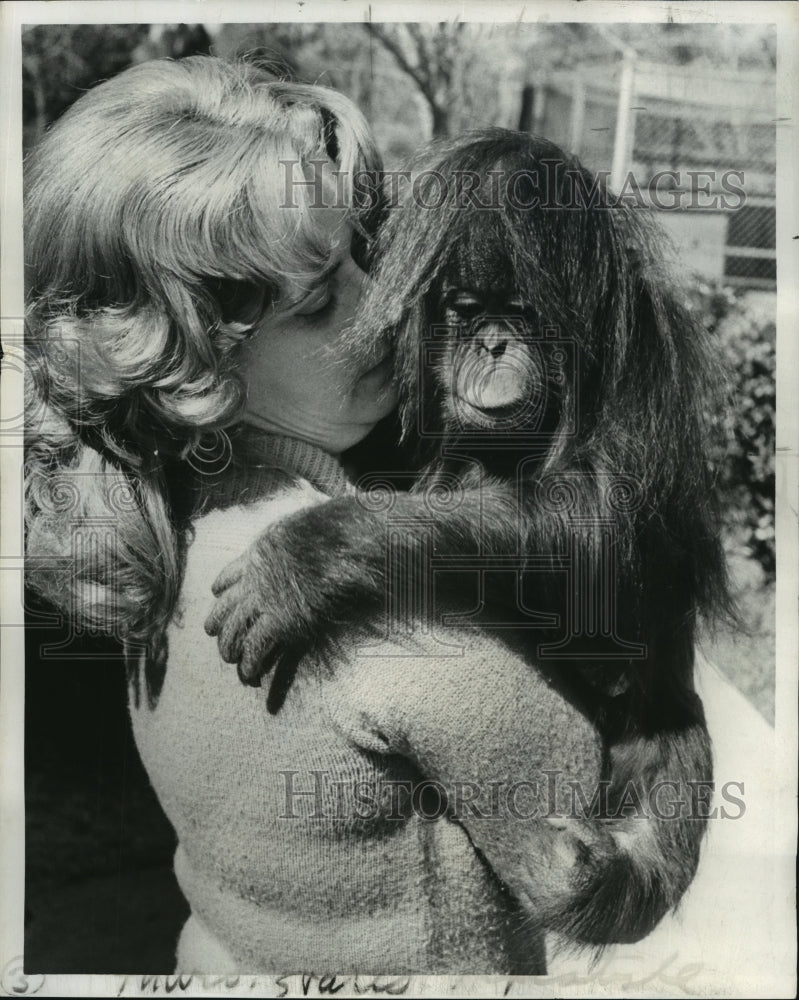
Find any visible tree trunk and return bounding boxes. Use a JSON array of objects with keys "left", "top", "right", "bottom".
[
  {"left": 430, "top": 101, "right": 450, "bottom": 138},
  {"left": 518, "top": 84, "right": 536, "bottom": 133},
  {"left": 29, "top": 57, "right": 48, "bottom": 143}
]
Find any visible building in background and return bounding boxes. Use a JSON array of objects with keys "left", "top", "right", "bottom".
[{"left": 535, "top": 54, "right": 776, "bottom": 292}]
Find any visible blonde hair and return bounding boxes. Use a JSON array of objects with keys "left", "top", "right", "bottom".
[{"left": 24, "top": 56, "right": 382, "bottom": 698}]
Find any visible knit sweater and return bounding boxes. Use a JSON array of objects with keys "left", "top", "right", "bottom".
[{"left": 128, "top": 434, "right": 604, "bottom": 975}]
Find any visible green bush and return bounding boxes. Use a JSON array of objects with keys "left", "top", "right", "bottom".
[{"left": 688, "top": 280, "right": 776, "bottom": 578}]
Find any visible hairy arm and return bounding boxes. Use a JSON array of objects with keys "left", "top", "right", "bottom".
[{"left": 204, "top": 480, "right": 525, "bottom": 683}]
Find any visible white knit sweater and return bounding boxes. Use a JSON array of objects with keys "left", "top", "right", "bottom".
[{"left": 128, "top": 435, "right": 603, "bottom": 974}]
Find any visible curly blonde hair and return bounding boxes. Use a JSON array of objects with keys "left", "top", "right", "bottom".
[{"left": 24, "top": 56, "right": 382, "bottom": 696}]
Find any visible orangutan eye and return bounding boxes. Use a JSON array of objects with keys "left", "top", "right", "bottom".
[
  {"left": 504, "top": 298, "right": 537, "bottom": 322},
  {"left": 446, "top": 290, "right": 484, "bottom": 320}
]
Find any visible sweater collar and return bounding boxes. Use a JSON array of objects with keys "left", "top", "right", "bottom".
[
  {"left": 181, "top": 426, "right": 353, "bottom": 520},
  {"left": 239, "top": 429, "right": 353, "bottom": 498}
]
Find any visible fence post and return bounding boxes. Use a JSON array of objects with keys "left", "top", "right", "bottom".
[
  {"left": 611, "top": 52, "right": 636, "bottom": 192},
  {"left": 570, "top": 76, "right": 586, "bottom": 155}
]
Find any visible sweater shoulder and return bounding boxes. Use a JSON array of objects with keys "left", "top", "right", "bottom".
[
  {"left": 174, "top": 481, "right": 329, "bottom": 634},
  {"left": 324, "top": 627, "right": 603, "bottom": 785},
  {"left": 187, "top": 480, "right": 329, "bottom": 554}
]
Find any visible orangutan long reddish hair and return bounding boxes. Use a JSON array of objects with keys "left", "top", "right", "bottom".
[{"left": 206, "top": 129, "right": 732, "bottom": 947}]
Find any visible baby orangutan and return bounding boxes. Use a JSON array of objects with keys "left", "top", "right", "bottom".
[{"left": 206, "top": 130, "right": 729, "bottom": 948}]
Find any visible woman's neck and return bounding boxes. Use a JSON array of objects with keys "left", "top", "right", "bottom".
[
  {"left": 168, "top": 425, "right": 352, "bottom": 524},
  {"left": 237, "top": 427, "right": 352, "bottom": 498}
]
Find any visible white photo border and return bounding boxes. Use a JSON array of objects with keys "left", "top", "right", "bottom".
[{"left": 1, "top": 2, "right": 796, "bottom": 997}]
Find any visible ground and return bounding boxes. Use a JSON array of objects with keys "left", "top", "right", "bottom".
[{"left": 703, "top": 549, "right": 776, "bottom": 724}]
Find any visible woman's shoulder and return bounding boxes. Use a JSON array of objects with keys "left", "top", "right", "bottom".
[
  {"left": 176, "top": 480, "right": 330, "bottom": 636},
  {"left": 187, "top": 479, "right": 329, "bottom": 557}
]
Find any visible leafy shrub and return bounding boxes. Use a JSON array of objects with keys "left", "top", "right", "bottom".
[{"left": 688, "top": 280, "right": 776, "bottom": 578}]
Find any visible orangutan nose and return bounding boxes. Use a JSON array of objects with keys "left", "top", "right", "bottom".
[{"left": 476, "top": 325, "right": 508, "bottom": 359}]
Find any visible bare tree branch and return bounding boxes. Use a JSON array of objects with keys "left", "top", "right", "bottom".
[
  {"left": 405, "top": 22, "right": 437, "bottom": 75},
  {"left": 364, "top": 23, "right": 434, "bottom": 100}
]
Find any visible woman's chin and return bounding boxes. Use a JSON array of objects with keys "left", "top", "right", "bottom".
[
  {"left": 325, "top": 411, "right": 395, "bottom": 454},
  {"left": 347, "top": 373, "right": 399, "bottom": 438},
  {"left": 242, "top": 406, "right": 397, "bottom": 456},
  {"left": 355, "top": 355, "right": 396, "bottom": 399}
]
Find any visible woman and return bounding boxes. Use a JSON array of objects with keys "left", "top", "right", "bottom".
[{"left": 24, "top": 57, "right": 604, "bottom": 973}]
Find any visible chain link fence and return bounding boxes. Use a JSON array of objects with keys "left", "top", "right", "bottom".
[{"left": 537, "top": 60, "right": 776, "bottom": 290}]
